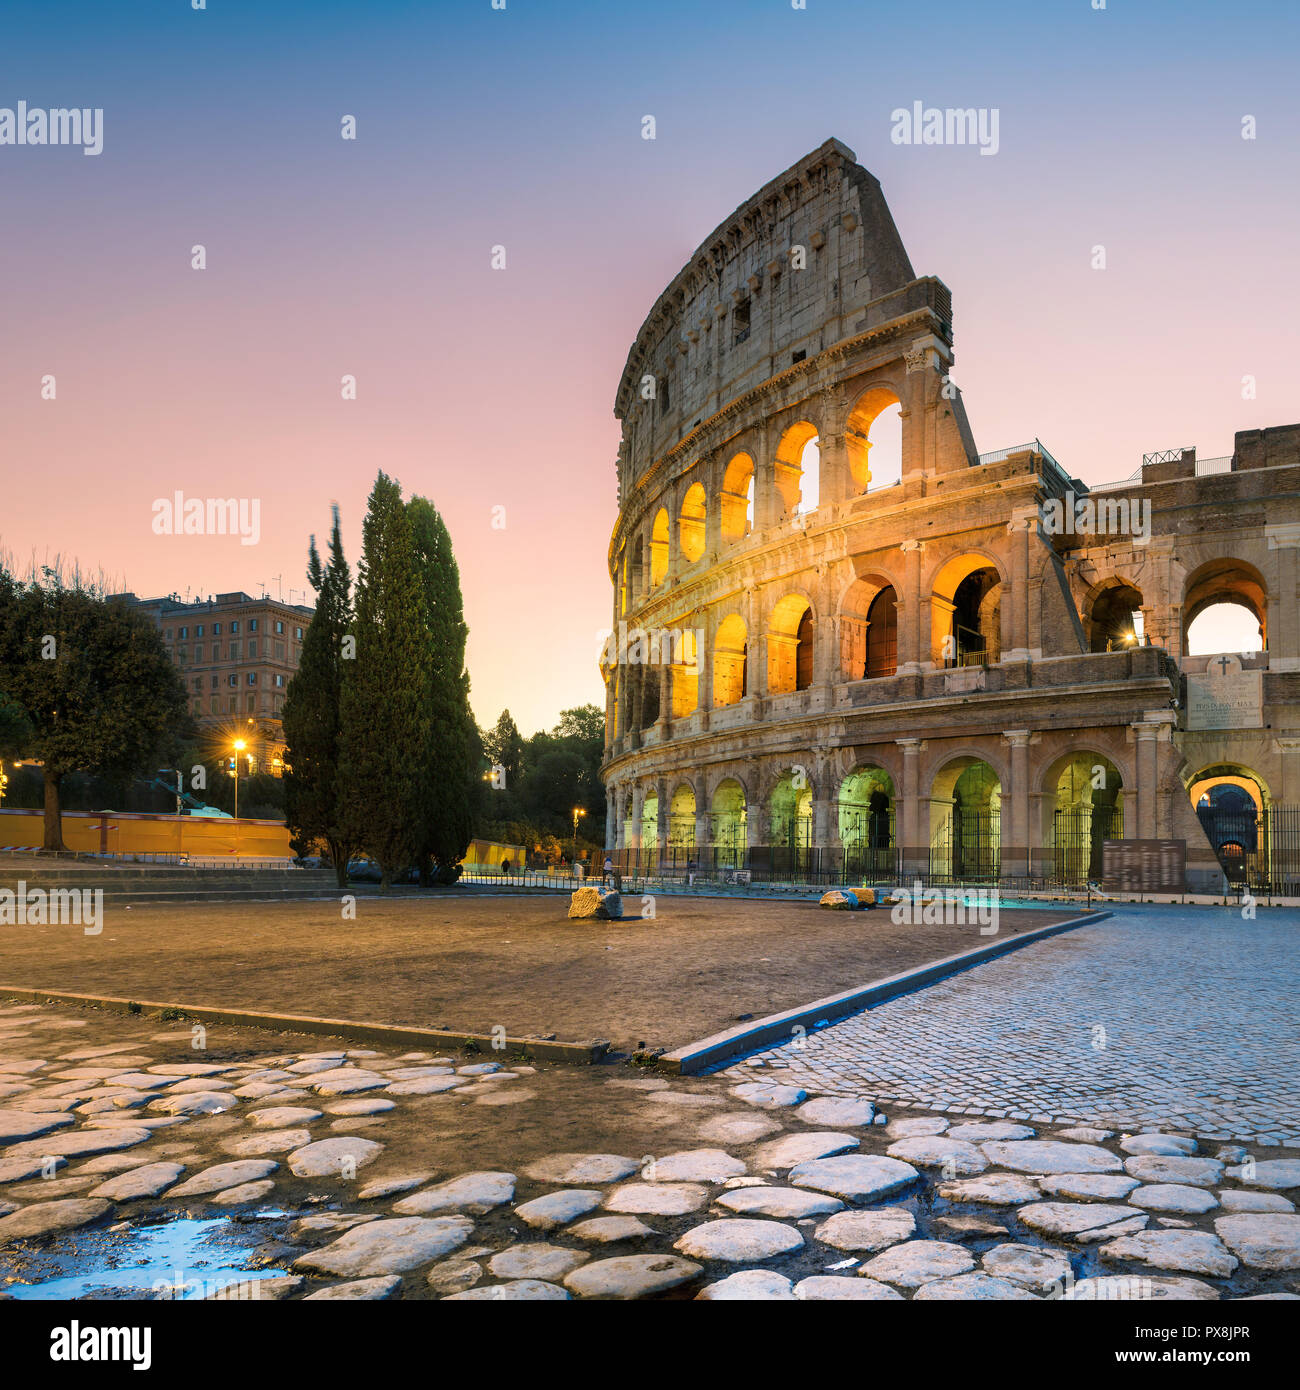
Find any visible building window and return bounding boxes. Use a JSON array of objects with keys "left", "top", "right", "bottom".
[
  {"left": 213, "top": 622, "right": 221, "bottom": 635},
  {"left": 733, "top": 298, "right": 751, "bottom": 346},
  {"left": 274, "top": 642, "right": 285, "bottom": 660},
  {"left": 179, "top": 626, "right": 188, "bottom": 639},
  {"left": 211, "top": 674, "right": 218, "bottom": 689},
  {"left": 250, "top": 619, "right": 258, "bottom": 632},
  {"left": 228, "top": 673, "right": 238, "bottom": 687},
  {"left": 210, "top": 695, "right": 219, "bottom": 713},
  {"left": 231, "top": 621, "right": 239, "bottom": 634},
  {"left": 192, "top": 677, "right": 201, "bottom": 692},
  {"left": 275, "top": 620, "right": 284, "bottom": 634},
  {"left": 229, "top": 644, "right": 238, "bottom": 660},
  {"left": 247, "top": 694, "right": 256, "bottom": 712},
  {"left": 196, "top": 624, "right": 204, "bottom": 637},
  {"left": 164, "top": 629, "right": 173, "bottom": 641},
  {"left": 275, "top": 673, "right": 285, "bottom": 687},
  {"left": 295, "top": 627, "right": 303, "bottom": 641},
  {"left": 247, "top": 639, "right": 257, "bottom": 657},
  {"left": 248, "top": 672, "right": 257, "bottom": 685},
  {"left": 212, "top": 644, "right": 219, "bottom": 660}
]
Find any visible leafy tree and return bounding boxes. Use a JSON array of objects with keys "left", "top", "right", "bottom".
[
  {"left": 0, "top": 567, "right": 191, "bottom": 850},
  {"left": 337, "top": 474, "right": 430, "bottom": 888},
  {"left": 407, "top": 496, "right": 475, "bottom": 883},
  {"left": 483, "top": 709, "right": 525, "bottom": 790},
  {"left": 282, "top": 506, "right": 356, "bottom": 885}
]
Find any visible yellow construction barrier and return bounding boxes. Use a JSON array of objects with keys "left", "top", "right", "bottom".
[{"left": 0, "top": 808, "right": 292, "bottom": 861}]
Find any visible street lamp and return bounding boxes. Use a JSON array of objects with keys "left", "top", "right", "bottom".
[
  {"left": 572, "top": 806, "right": 586, "bottom": 863},
  {"left": 232, "top": 739, "right": 247, "bottom": 859}
]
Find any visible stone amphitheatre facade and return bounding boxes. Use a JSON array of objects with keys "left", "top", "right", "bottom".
[{"left": 599, "top": 137, "right": 1300, "bottom": 892}]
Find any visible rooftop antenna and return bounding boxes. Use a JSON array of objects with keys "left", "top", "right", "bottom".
[{"left": 271, "top": 573, "right": 283, "bottom": 601}]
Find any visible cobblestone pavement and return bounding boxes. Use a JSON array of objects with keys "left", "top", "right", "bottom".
[{"left": 724, "top": 906, "right": 1300, "bottom": 1147}]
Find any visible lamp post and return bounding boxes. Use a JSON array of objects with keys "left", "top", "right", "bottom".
[
  {"left": 233, "top": 739, "right": 246, "bottom": 859},
  {"left": 572, "top": 806, "right": 586, "bottom": 865}
]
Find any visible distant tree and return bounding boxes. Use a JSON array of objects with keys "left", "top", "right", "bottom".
[
  {"left": 0, "top": 566, "right": 191, "bottom": 850},
  {"left": 407, "top": 496, "right": 475, "bottom": 884},
  {"left": 282, "top": 507, "right": 356, "bottom": 886},
  {"left": 0, "top": 690, "right": 32, "bottom": 760},
  {"left": 483, "top": 709, "right": 526, "bottom": 790},
  {"left": 337, "top": 474, "right": 430, "bottom": 888}
]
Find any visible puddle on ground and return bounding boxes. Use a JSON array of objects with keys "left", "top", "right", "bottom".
[{"left": 3, "top": 1215, "right": 292, "bottom": 1301}]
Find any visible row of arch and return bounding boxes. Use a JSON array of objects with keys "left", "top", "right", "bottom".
[
  {"left": 619, "top": 390, "right": 904, "bottom": 611},
  {"left": 613, "top": 554, "right": 1270, "bottom": 734},
  {"left": 618, "top": 752, "right": 1126, "bottom": 879}
]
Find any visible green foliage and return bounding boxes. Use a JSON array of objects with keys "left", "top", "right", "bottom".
[
  {"left": 282, "top": 506, "right": 355, "bottom": 885},
  {"left": 0, "top": 564, "right": 192, "bottom": 849},
  {"left": 337, "top": 473, "right": 431, "bottom": 888},
  {"left": 406, "top": 495, "right": 476, "bottom": 879},
  {"left": 477, "top": 702, "right": 607, "bottom": 854}
]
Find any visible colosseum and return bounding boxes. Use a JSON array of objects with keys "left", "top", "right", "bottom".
[{"left": 600, "top": 137, "right": 1300, "bottom": 895}]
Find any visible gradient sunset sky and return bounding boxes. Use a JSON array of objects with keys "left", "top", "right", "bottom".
[{"left": 2, "top": 0, "right": 1297, "bottom": 733}]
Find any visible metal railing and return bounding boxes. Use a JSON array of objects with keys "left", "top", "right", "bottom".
[{"left": 1195, "top": 455, "right": 1233, "bottom": 476}]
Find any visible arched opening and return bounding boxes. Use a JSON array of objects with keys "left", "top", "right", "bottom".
[
  {"left": 640, "top": 792, "right": 659, "bottom": 852},
  {"left": 617, "top": 546, "right": 628, "bottom": 617},
  {"left": 768, "top": 594, "right": 814, "bottom": 694},
  {"left": 649, "top": 509, "right": 670, "bottom": 588},
  {"left": 1088, "top": 582, "right": 1145, "bottom": 652},
  {"left": 709, "top": 778, "right": 748, "bottom": 868},
  {"left": 845, "top": 386, "right": 903, "bottom": 493},
  {"left": 713, "top": 614, "right": 748, "bottom": 707},
  {"left": 670, "top": 627, "right": 699, "bottom": 718},
  {"left": 1189, "top": 763, "right": 1268, "bottom": 884},
  {"left": 769, "top": 770, "right": 812, "bottom": 873},
  {"left": 866, "top": 586, "right": 898, "bottom": 677},
  {"left": 679, "top": 483, "right": 707, "bottom": 566},
  {"left": 839, "top": 766, "right": 896, "bottom": 879},
  {"left": 720, "top": 452, "right": 755, "bottom": 544},
  {"left": 1184, "top": 559, "right": 1267, "bottom": 655},
  {"left": 668, "top": 783, "right": 696, "bottom": 853},
  {"left": 930, "top": 757, "right": 1001, "bottom": 880},
  {"left": 620, "top": 789, "right": 634, "bottom": 850},
  {"left": 840, "top": 574, "right": 897, "bottom": 680},
  {"left": 1049, "top": 752, "right": 1124, "bottom": 883},
  {"left": 775, "top": 421, "right": 819, "bottom": 519},
  {"left": 932, "top": 555, "right": 1002, "bottom": 667},
  {"left": 639, "top": 667, "right": 659, "bottom": 729}
]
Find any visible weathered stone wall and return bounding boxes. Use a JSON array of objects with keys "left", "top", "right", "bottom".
[{"left": 599, "top": 139, "right": 1300, "bottom": 888}]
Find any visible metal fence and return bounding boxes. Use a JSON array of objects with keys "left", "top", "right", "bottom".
[{"left": 1197, "top": 804, "right": 1300, "bottom": 894}]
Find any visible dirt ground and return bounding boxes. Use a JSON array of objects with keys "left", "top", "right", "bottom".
[{"left": 0, "top": 892, "right": 1073, "bottom": 1053}]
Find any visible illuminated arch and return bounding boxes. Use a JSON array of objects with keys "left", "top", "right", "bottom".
[
  {"left": 775, "top": 420, "right": 819, "bottom": 517},
  {"left": 679, "top": 482, "right": 707, "bottom": 566},
  {"left": 720, "top": 452, "right": 755, "bottom": 543},
  {"left": 649, "top": 509, "right": 670, "bottom": 588},
  {"left": 930, "top": 552, "right": 1004, "bottom": 667},
  {"left": 768, "top": 592, "right": 815, "bottom": 693},
  {"left": 845, "top": 385, "right": 903, "bottom": 492},
  {"left": 713, "top": 613, "right": 748, "bottom": 707},
  {"left": 1183, "top": 558, "right": 1267, "bottom": 654}
]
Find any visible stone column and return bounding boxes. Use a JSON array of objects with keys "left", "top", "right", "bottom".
[
  {"left": 1005, "top": 510, "right": 1036, "bottom": 662},
  {"left": 1001, "top": 730, "right": 1032, "bottom": 880},
  {"left": 697, "top": 609, "right": 713, "bottom": 729},
  {"left": 896, "top": 540, "right": 926, "bottom": 674},
  {"left": 1132, "top": 722, "right": 1159, "bottom": 834},
  {"left": 1267, "top": 524, "right": 1300, "bottom": 670},
  {"left": 665, "top": 486, "right": 681, "bottom": 583},
  {"left": 897, "top": 737, "right": 926, "bottom": 876},
  {"left": 657, "top": 660, "right": 671, "bottom": 737},
  {"left": 703, "top": 454, "right": 723, "bottom": 561},
  {"left": 604, "top": 785, "right": 617, "bottom": 853},
  {"left": 818, "top": 428, "right": 850, "bottom": 508},
  {"left": 655, "top": 775, "right": 669, "bottom": 865},
  {"left": 1277, "top": 736, "right": 1300, "bottom": 803},
  {"left": 629, "top": 783, "right": 645, "bottom": 852}
]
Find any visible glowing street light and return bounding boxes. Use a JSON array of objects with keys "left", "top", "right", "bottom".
[
  {"left": 232, "top": 738, "right": 247, "bottom": 858},
  {"left": 572, "top": 805, "right": 586, "bottom": 862}
]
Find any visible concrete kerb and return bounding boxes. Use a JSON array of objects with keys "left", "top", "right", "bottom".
[
  {"left": 0, "top": 986, "right": 609, "bottom": 1065},
  {"left": 658, "top": 910, "right": 1112, "bottom": 1076}
]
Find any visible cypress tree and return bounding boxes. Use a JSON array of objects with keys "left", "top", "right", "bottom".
[
  {"left": 338, "top": 473, "right": 431, "bottom": 888},
  {"left": 282, "top": 506, "right": 355, "bottom": 887},
  {"left": 407, "top": 495, "right": 475, "bottom": 883}
]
